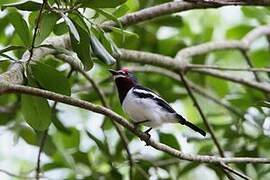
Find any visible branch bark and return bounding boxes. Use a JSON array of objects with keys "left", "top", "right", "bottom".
[
  {"left": 0, "top": 83, "right": 270, "bottom": 164},
  {"left": 101, "top": 0, "right": 270, "bottom": 30}
]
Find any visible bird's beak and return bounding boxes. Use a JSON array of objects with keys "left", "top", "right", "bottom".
[{"left": 109, "top": 69, "right": 119, "bottom": 76}]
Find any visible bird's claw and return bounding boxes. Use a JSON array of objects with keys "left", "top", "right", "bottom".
[{"left": 141, "top": 127, "right": 152, "bottom": 146}]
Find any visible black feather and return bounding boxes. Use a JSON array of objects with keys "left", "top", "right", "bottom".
[
  {"left": 176, "top": 114, "right": 206, "bottom": 137},
  {"left": 133, "top": 85, "right": 175, "bottom": 113}
]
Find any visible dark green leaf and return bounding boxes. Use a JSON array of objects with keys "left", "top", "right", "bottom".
[
  {"left": 19, "top": 126, "right": 37, "bottom": 145},
  {"left": 77, "top": 0, "right": 127, "bottom": 8},
  {"left": 86, "top": 130, "right": 111, "bottom": 156},
  {"left": 8, "top": 11, "right": 32, "bottom": 47},
  {"left": 111, "top": 27, "right": 139, "bottom": 39},
  {"left": 179, "top": 162, "right": 200, "bottom": 176},
  {"left": 53, "top": 22, "right": 69, "bottom": 36},
  {"left": 151, "top": 15, "right": 183, "bottom": 27},
  {"left": 35, "top": 12, "right": 59, "bottom": 45},
  {"left": 62, "top": 14, "right": 80, "bottom": 42},
  {"left": 21, "top": 94, "right": 51, "bottom": 131},
  {"left": 31, "top": 62, "right": 71, "bottom": 96},
  {"left": 90, "top": 34, "right": 116, "bottom": 65},
  {"left": 0, "top": 45, "right": 25, "bottom": 54},
  {"left": 95, "top": 8, "right": 120, "bottom": 25},
  {"left": 2, "top": 1, "right": 42, "bottom": 11},
  {"left": 70, "top": 20, "right": 93, "bottom": 71},
  {"left": 257, "top": 101, "right": 270, "bottom": 108},
  {"left": 159, "top": 132, "right": 180, "bottom": 149},
  {"left": 73, "top": 151, "right": 91, "bottom": 166}
]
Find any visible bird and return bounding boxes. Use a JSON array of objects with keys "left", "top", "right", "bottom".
[{"left": 109, "top": 68, "right": 206, "bottom": 138}]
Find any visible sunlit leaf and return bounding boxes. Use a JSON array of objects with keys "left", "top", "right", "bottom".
[{"left": 21, "top": 94, "right": 51, "bottom": 131}]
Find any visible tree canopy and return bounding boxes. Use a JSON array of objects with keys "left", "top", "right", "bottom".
[{"left": 1, "top": 0, "right": 270, "bottom": 179}]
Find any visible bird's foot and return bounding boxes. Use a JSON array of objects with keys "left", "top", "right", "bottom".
[
  {"left": 142, "top": 127, "right": 152, "bottom": 146},
  {"left": 133, "top": 120, "right": 150, "bottom": 128}
]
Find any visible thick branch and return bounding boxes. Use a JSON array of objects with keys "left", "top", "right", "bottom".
[
  {"left": 191, "top": 69, "right": 270, "bottom": 93},
  {"left": 101, "top": 0, "right": 270, "bottom": 30},
  {"left": 175, "top": 24, "right": 270, "bottom": 64},
  {"left": 1, "top": 83, "right": 270, "bottom": 164}
]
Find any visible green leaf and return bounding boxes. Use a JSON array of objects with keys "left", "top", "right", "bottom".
[
  {"left": 0, "top": 45, "right": 25, "bottom": 54},
  {"left": 35, "top": 12, "right": 59, "bottom": 46},
  {"left": 159, "top": 132, "right": 180, "bottom": 149},
  {"left": 77, "top": 0, "right": 127, "bottom": 8},
  {"left": 70, "top": 19, "right": 93, "bottom": 71},
  {"left": 113, "top": 4, "right": 129, "bottom": 17},
  {"left": 250, "top": 49, "right": 270, "bottom": 68},
  {"left": 86, "top": 130, "right": 111, "bottom": 157},
  {"left": 8, "top": 11, "right": 32, "bottom": 47},
  {"left": 31, "top": 62, "right": 71, "bottom": 96},
  {"left": 90, "top": 34, "right": 116, "bottom": 65},
  {"left": 2, "top": 1, "right": 42, "bottom": 11},
  {"left": 179, "top": 162, "right": 200, "bottom": 176},
  {"left": 19, "top": 126, "right": 37, "bottom": 145},
  {"left": 53, "top": 22, "right": 69, "bottom": 36},
  {"left": 62, "top": 14, "right": 80, "bottom": 42},
  {"left": 95, "top": 8, "right": 120, "bottom": 24},
  {"left": 151, "top": 15, "right": 183, "bottom": 27},
  {"left": 56, "top": 128, "right": 80, "bottom": 149},
  {"left": 21, "top": 94, "right": 51, "bottom": 131},
  {"left": 257, "top": 101, "right": 270, "bottom": 108},
  {"left": 242, "top": 7, "right": 269, "bottom": 24},
  {"left": 111, "top": 27, "right": 139, "bottom": 39},
  {"left": 226, "top": 24, "right": 254, "bottom": 40},
  {"left": 52, "top": 112, "right": 71, "bottom": 135}
]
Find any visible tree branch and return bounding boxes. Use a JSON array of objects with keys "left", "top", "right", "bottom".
[
  {"left": 101, "top": 0, "right": 270, "bottom": 30},
  {"left": 188, "top": 64, "right": 270, "bottom": 73},
  {"left": 1, "top": 83, "right": 270, "bottom": 164},
  {"left": 190, "top": 68, "right": 270, "bottom": 93},
  {"left": 175, "top": 24, "right": 270, "bottom": 64},
  {"left": 36, "top": 130, "right": 48, "bottom": 180},
  {"left": 0, "top": 168, "right": 36, "bottom": 179}
]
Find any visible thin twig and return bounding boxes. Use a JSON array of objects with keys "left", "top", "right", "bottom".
[
  {"left": 178, "top": 72, "right": 224, "bottom": 156},
  {"left": 0, "top": 169, "right": 36, "bottom": 179},
  {"left": 177, "top": 72, "right": 241, "bottom": 179},
  {"left": 240, "top": 50, "right": 261, "bottom": 82},
  {"left": 220, "top": 163, "right": 251, "bottom": 180},
  {"left": 36, "top": 129, "right": 48, "bottom": 180},
  {"left": 27, "top": 0, "right": 48, "bottom": 63},
  {"left": 188, "top": 64, "right": 270, "bottom": 73}
]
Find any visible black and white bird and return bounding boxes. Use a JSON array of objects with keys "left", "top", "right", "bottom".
[{"left": 109, "top": 68, "right": 206, "bottom": 137}]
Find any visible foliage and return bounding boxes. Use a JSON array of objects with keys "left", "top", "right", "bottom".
[{"left": 0, "top": 0, "right": 270, "bottom": 179}]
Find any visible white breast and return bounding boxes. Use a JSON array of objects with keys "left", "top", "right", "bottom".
[{"left": 122, "top": 88, "right": 176, "bottom": 128}]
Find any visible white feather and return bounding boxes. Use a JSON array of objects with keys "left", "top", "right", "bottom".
[{"left": 122, "top": 87, "right": 177, "bottom": 128}]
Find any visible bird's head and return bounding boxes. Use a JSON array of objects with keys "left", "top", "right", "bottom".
[
  {"left": 109, "top": 68, "right": 137, "bottom": 84},
  {"left": 109, "top": 68, "right": 137, "bottom": 95}
]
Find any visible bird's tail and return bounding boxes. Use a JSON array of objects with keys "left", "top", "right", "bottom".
[{"left": 176, "top": 114, "right": 206, "bottom": 137}]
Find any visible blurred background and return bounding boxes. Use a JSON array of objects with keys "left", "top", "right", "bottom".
[{"left": 1, "top": 0, "right": 270, "bottom": 179}]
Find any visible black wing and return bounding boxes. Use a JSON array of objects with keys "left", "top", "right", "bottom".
[{"left": 133, "top": 85, "right": 176, "bottom": 113}]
